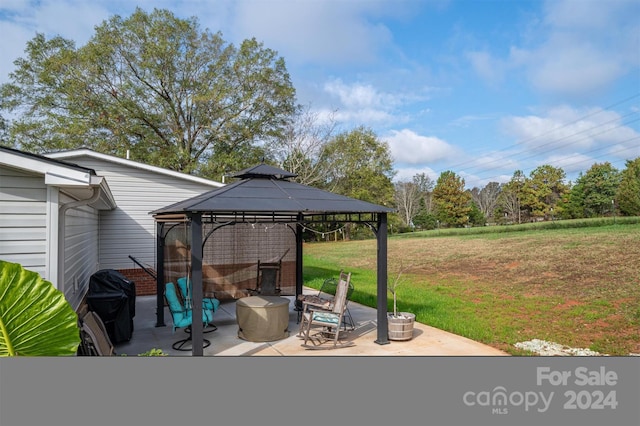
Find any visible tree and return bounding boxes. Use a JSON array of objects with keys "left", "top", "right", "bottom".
[
  {"left": 412, "top": 198, "right": 438, "bottom": 230},
  {"left": 498, "top": 170, "right": 526, "bottom": 223},
  {"left": 470, "top": 181, "right": 501, "bottom": 222},
  {"left": 0, "top": 115, "right": 8, "bottom": 146},
  {"left": 559, "top": 178, "right": 586, "bottom": 219},
  {"left": 467, "top": 200, "right": 486, "bottom": 226},
  {"left": 392, "top": 172, "right": 436, "bottom": 231},
  {"left": 394, "top": 180, "right": 422, "bottom": 228},
  {"left": 322, "top": 126, "right": 396, "bottom": 204},
  {"left": 0, "top": 8, "right": 296, "bottom": 180},
  {"left": 616, "top": 157, "right": 640, "bottom": 216},
  {"left": 321, "top": 126, "right": 395, "bottom": 239},
  {"left": 520, "top": 165, "right": 569, "bottom": 221},
  {"left": 432, "top": 170, "right": 472, "bottom": 227},
  {"left": 266, "top": 103, "right": 338, "bottom": 186},
  {"left": 413, "top": 172, "right": 435, "bottom": 214},
  {"left": 574, "top": 162, "right": 621, "bottom": 217}
]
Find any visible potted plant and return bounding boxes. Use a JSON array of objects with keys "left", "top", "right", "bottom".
[{"left": 387, "top": 264, "right": 415, "bottom": 341}]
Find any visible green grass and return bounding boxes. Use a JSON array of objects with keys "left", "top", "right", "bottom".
[
  {"left": 303, "top": 258, "right": 514, "bottom": 352},
  {"left": 303, "top": 219, "right": 640, "bottom": 356},
  {"left": 393, "top": 216, "right": 640, "bottom": 239}
]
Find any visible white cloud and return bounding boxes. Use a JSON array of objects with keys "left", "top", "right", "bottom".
[
  {"left": 384, "top": 129, "right": 459, "bottom": 165},
  {"left": 467, "top": 0, "right": 640, "bottom": 97},
  {"left": 0, "top": 20, "right": 32, "bottom": 85},
  {"left": 393, "top": 166, "right": 438, "bottom": 184},
  {"left": 230, "top": 0, "right": 400, "bottom": 67},
  {"left": 0, "top": 0, "right": 34, "bottom": 13},
  {"left": 324, "top": 79, "right": 393, "bottom": 110},
  {"left": 465, "top": 51, "right": 506, "bottom": 85},
  {"left": 532, "top": 0, "right": 639, "bottom": 95},
  {"left": 526, "top": 35, "right": 625, "bottom": 96},
  {"left": 607, "top": 141, "right": 640, "bottom": 159},
  {"left": 539, "top": 153, "right": 597, "bottom": 174},
  {"left": 469, "top": 153, "right": 521, "bottom": 173},
  {"left": 459, "top": 170, "right": 511, "bottom": 190},
  {"left": 500, "top": 105, "right": 640, "bottom": 155},
  {"left": 449, "top": 113, "right": 498, "bottom": 128},
  {"left": 31, "top": 1, "right": 112, "bottom": 42},
  {"left": 543, "top": 0, "right": 633, "bottom": 31},
  {"left": 0, "top": 0, "right": 117, "bottom": 85},
  {"left": 321, "top": 78, "right": 424, "bottom": 126}
]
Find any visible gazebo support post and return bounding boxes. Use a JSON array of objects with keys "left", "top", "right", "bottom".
[
  {"left": 190, "top": 212, "right": 204, "bottom": 356},
  {"left": 295, "top": 214, "right": 303, "bottom": 309},
  {"left": 155, "top": 221, "right": 165, "bottom": 327},
  {"left": 375, "top": 213, "right": 390, "bottom": 345}
]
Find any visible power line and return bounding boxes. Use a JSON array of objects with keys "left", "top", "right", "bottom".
[
  {"left": 428, "top": 93, "right": 640, "bottom": 183},
  {"left": 465, "top": 117, "right": 640, "bottom": 181},
  {"left": 473, "top": 137, "right": 640, "bottom": 184},
  {"left": 431, "top": 93, "right": 640, "bottom": 176}
]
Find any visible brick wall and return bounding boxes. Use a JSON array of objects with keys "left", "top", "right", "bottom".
[
  {"left": 117, "top": 262, "right": 296, "bottom": 298},
  {"left": 118, "top": 268, "right": 157, "bottom": 296}
]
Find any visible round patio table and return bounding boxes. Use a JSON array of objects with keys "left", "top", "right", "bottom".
[{"left": 236, "top": 296, "right": 290, "bottom": 342}]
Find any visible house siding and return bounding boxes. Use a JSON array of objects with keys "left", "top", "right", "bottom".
[
  {"left": 1, "top": 164, "right": 102, "bottom": 310},
  {"left": 61, "top": 191, "right": 100, "bottom": 309},
  {"left": 0, "top": 166, "right": 48, "bottom": 278},
  {"left": 55, "top": 156, "right": 217, "bottom": 272}
]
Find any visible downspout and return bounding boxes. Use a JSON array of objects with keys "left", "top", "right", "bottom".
[{"left": 57, "top": 187, "right": 102, "bottom": 292}]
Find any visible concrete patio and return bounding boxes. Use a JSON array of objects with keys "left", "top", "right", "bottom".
[{"left": 114, "top": 290, "right": 509, "bottom": 356}]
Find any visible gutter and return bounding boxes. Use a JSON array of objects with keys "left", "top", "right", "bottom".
[{"left": 57, "top": 186, "right": 102, "bottom": 293}]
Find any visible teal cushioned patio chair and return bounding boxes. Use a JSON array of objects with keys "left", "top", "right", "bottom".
[
  {"left": 177, "top": 277, "right": 220, "bottom": 332},
  {"left": 165, "top": 282, "right": 211, "bottom": 351}
]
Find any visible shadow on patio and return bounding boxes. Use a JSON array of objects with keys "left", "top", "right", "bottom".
[{"left": 114, "top": 290, "right": 508, "bottom": 357}]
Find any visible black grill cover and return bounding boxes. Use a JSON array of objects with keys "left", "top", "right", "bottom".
[{"left": 87, "top": 269, "right": 136, "bottom": 344}]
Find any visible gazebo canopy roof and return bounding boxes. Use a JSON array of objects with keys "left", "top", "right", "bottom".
[
  {"left": 150, "top": 163, "right": 393, "bottom": 354},
  {"left": 151, "top": 163, "right": 395, "bottom": 218}
]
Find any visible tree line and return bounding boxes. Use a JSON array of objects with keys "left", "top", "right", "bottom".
[
  {"left": 1, "top": 8, "right": 638, "bottom": 238},
  {"left": 393, "top": 159, "right": 640, "bottom": 233}
]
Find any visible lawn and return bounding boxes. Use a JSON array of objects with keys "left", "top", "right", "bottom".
[{"left": 302, "top": 220, "right": 640, "bottom": 355}]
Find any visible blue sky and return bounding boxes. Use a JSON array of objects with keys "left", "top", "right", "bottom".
[{"left": 1, "top": 0, "right": 639, "bottom": 188}]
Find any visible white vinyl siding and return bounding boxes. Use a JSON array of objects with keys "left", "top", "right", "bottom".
[
  {"left": 58, "top": 157, "right": 216, "bottom": 270},
  {"left": 0, "top": 167, "right": 48, "bottom": 277},
  {"left": 60, "top": 191, "right": 99, "bottom": 309}
]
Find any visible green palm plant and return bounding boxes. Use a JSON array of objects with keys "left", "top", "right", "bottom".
[{"left": 0, "top": 260, "right": 80, "bottom": 356}]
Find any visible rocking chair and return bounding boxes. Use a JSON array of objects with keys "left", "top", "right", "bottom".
[
  {"left": 298, "top": 271, "right": 353, "bottom": 349},
  {"left": 296, "top": 276, "right": 355, "bottom": 330}
]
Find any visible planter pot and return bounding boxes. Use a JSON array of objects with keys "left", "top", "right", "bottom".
[{"left": 387, "top": 312, "right": 415, "bottom": 341}]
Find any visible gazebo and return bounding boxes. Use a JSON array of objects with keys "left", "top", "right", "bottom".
[{"left": 151, "top": 164, "right": 395, "bottom": 355}]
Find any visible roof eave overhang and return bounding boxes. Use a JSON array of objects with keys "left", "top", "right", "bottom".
[
  {"left": 47, "top": 148, "right": 224, "bottom": 188},
  {"left": 0, "top": 147, "right": 116, "bottom": 210},
  {"left": 57, "top": 176, "right": 117, "bottom": 210}
]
